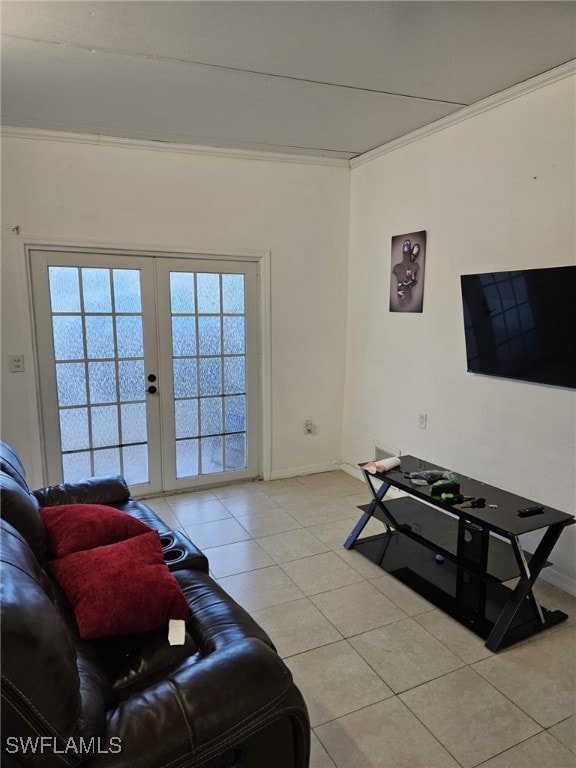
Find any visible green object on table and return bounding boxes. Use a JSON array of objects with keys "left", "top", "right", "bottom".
[{"left": 430, "top": 477, "right": 460, "bottom": 496}]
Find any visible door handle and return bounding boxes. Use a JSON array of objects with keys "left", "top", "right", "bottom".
[{"left": 147, "top": 385, "right": 158, "bottom": 394}]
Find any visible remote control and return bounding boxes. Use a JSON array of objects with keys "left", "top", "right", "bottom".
[{"left": 517, "top": 505, "right": 545, "bottom": 517}]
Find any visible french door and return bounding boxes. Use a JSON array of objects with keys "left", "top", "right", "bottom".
[{"left": 30, "top": 250, "right": 260, "bottom": 496}]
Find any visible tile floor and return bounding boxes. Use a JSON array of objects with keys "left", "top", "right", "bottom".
[{"left": 144, "top": 471, "right": 576, "bottom": 768}]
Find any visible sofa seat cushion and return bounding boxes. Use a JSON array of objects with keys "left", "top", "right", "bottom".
[
  {"left": 92, "top": 626, "right": 199, "bottom": 699},
  {"left": 49, "top": 531, "right": 190, "bottom": 640},
  {"left": 40, "top": 503, "right": 153, "bottom": 557}
]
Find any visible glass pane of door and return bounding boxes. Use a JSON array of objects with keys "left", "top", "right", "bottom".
[
  {"left": 31, "top": 251, "right": 162, "bottom": 495},
  {"left": 157, "top": 259, "right": 259, "bottom": 491},
  {"left": 48, "top": 265, "right": 149, "bottom": 485},
  {"left": 169, "top": 271, "right": 247, "bottom": 479}
]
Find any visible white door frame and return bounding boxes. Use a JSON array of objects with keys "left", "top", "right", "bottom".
[{"left": 24, "top": 240, "right": 272, "bottom": 489}]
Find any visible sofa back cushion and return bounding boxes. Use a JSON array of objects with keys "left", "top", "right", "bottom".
[
  {"left": 1, "top": 521, "right": 113, "bottom": 764},
  {"left": 0, "top": 521, "right": 84, "bottom": 754},
  {"left": 0, "top": 474, "right": 47, "bottom": 561},
  {"left": 0, "top": 440, "right": 30, "bottom": 492}
]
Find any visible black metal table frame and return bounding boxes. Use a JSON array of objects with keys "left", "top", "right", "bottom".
[{"left": 344, "top": 459, "right": 573, "bottom": 651}]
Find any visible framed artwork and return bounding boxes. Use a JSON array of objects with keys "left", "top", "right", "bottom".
[{"left": 389, "top": 230, "right": 427, "bottom": 313}]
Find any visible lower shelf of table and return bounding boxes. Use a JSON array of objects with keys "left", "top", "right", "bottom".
[
  {"left": 360, "top": 497, "right": 551, "bottom": 583},
  {"left": 353, "top": 531, "right": 567, "bottom": 648}
]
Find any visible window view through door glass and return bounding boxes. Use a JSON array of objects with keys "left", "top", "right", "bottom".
[
  {"left": 49, "top": 266, "right": 149, "bottom": 485},
  {"left": 170, "top": 272, "right": 247, "bottom": 478}
]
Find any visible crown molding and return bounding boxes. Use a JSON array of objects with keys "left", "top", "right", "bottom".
[
  {"left": 3, "top": 60, "right": 574, "bottom": 170},
  {"left": 2, "top": 127, "right": 101, "bottom": 146},
  {"left": 351, "top": 60, "right": 576, "bottom": 169},
  {"left": 0, "top": 126, "right": 351, "bottom": 168}
]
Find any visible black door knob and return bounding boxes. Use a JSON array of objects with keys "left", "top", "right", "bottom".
[
  {"left": 147, "top": 385, "right": 158, "bottom": 394},
  {"left": 147, "top": 374, "right": 157, "bottom": 382}
]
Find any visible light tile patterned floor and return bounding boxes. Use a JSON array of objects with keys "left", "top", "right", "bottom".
[{"left": 146, "top": 471, "right": 576, "bottom": 768}]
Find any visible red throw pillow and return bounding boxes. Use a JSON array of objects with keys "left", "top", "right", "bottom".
[
  {"left": 49, "top": 531, "right": 190, "bottom": 639},
  {"left": 40, "top": 503, "right": 152, "bottom": 557}
]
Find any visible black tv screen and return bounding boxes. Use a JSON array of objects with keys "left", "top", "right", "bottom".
[{"left": 461, "top": 265, "right": 576, "bottom": 389}]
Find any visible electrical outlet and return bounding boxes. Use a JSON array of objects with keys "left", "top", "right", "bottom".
[
  {"left": 9, "top": 355, "right": 25, "bottom": 373},
  {"left": 418, "top": 412, "right": 427, "bottom": 430}
]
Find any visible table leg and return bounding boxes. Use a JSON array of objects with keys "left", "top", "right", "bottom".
[
  {"left": 343, "top": 472, "right": 391, "bottom": 550},
  {"left": 485, "top": 523, "right": 566, "bottom": 651}
]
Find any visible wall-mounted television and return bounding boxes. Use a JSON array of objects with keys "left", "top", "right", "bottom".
[{"left": 460, "top": 265, "right": 576, "bottom": 389}]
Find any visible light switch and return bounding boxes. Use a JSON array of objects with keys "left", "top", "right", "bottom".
[{"left": 9, "top": 355, "right": 25, "bottom": 373}]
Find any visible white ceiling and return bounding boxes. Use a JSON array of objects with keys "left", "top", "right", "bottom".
[{"left": 1, "top": 1, "right": 575, "bottom": 160}]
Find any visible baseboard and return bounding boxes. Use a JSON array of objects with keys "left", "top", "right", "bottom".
[
  {"left": 539, "top": 568, "right": 576, "bottom": 598},
  {"left": 270, "top": 462, "right": 342, "bottom": 481},
  {"left": 340, "top": 462, "right": 365, "bottom": 482}
]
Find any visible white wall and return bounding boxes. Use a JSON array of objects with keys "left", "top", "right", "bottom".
[
  {"left": 2, "top": 74, "right": 574, "bottom": 593},
  {"left": 343, "top": 75, "right": 576, "bottom": 592},
  {"left": 1, "top": 136, "right": 351, "bottom": 486}
]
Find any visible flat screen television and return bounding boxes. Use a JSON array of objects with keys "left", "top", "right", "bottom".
[{"left": 460, "top": 265, "right": 576, "bottom": 389}]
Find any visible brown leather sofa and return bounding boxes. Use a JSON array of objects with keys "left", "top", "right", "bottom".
[{"left": 0, "top": 441, "right": 310, "bottom": 768}]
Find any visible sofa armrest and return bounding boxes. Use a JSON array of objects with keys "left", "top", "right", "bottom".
[
  {"left": 86, "top": 639, "right": 309, "bottom": 768},
  {"left": 33, "top": 476, "right": 131, "bottom": 508}
]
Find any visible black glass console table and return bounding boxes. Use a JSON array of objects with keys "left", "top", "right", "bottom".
[{"left": 344, "top": 455, "right": 574, "bottom": 651}]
